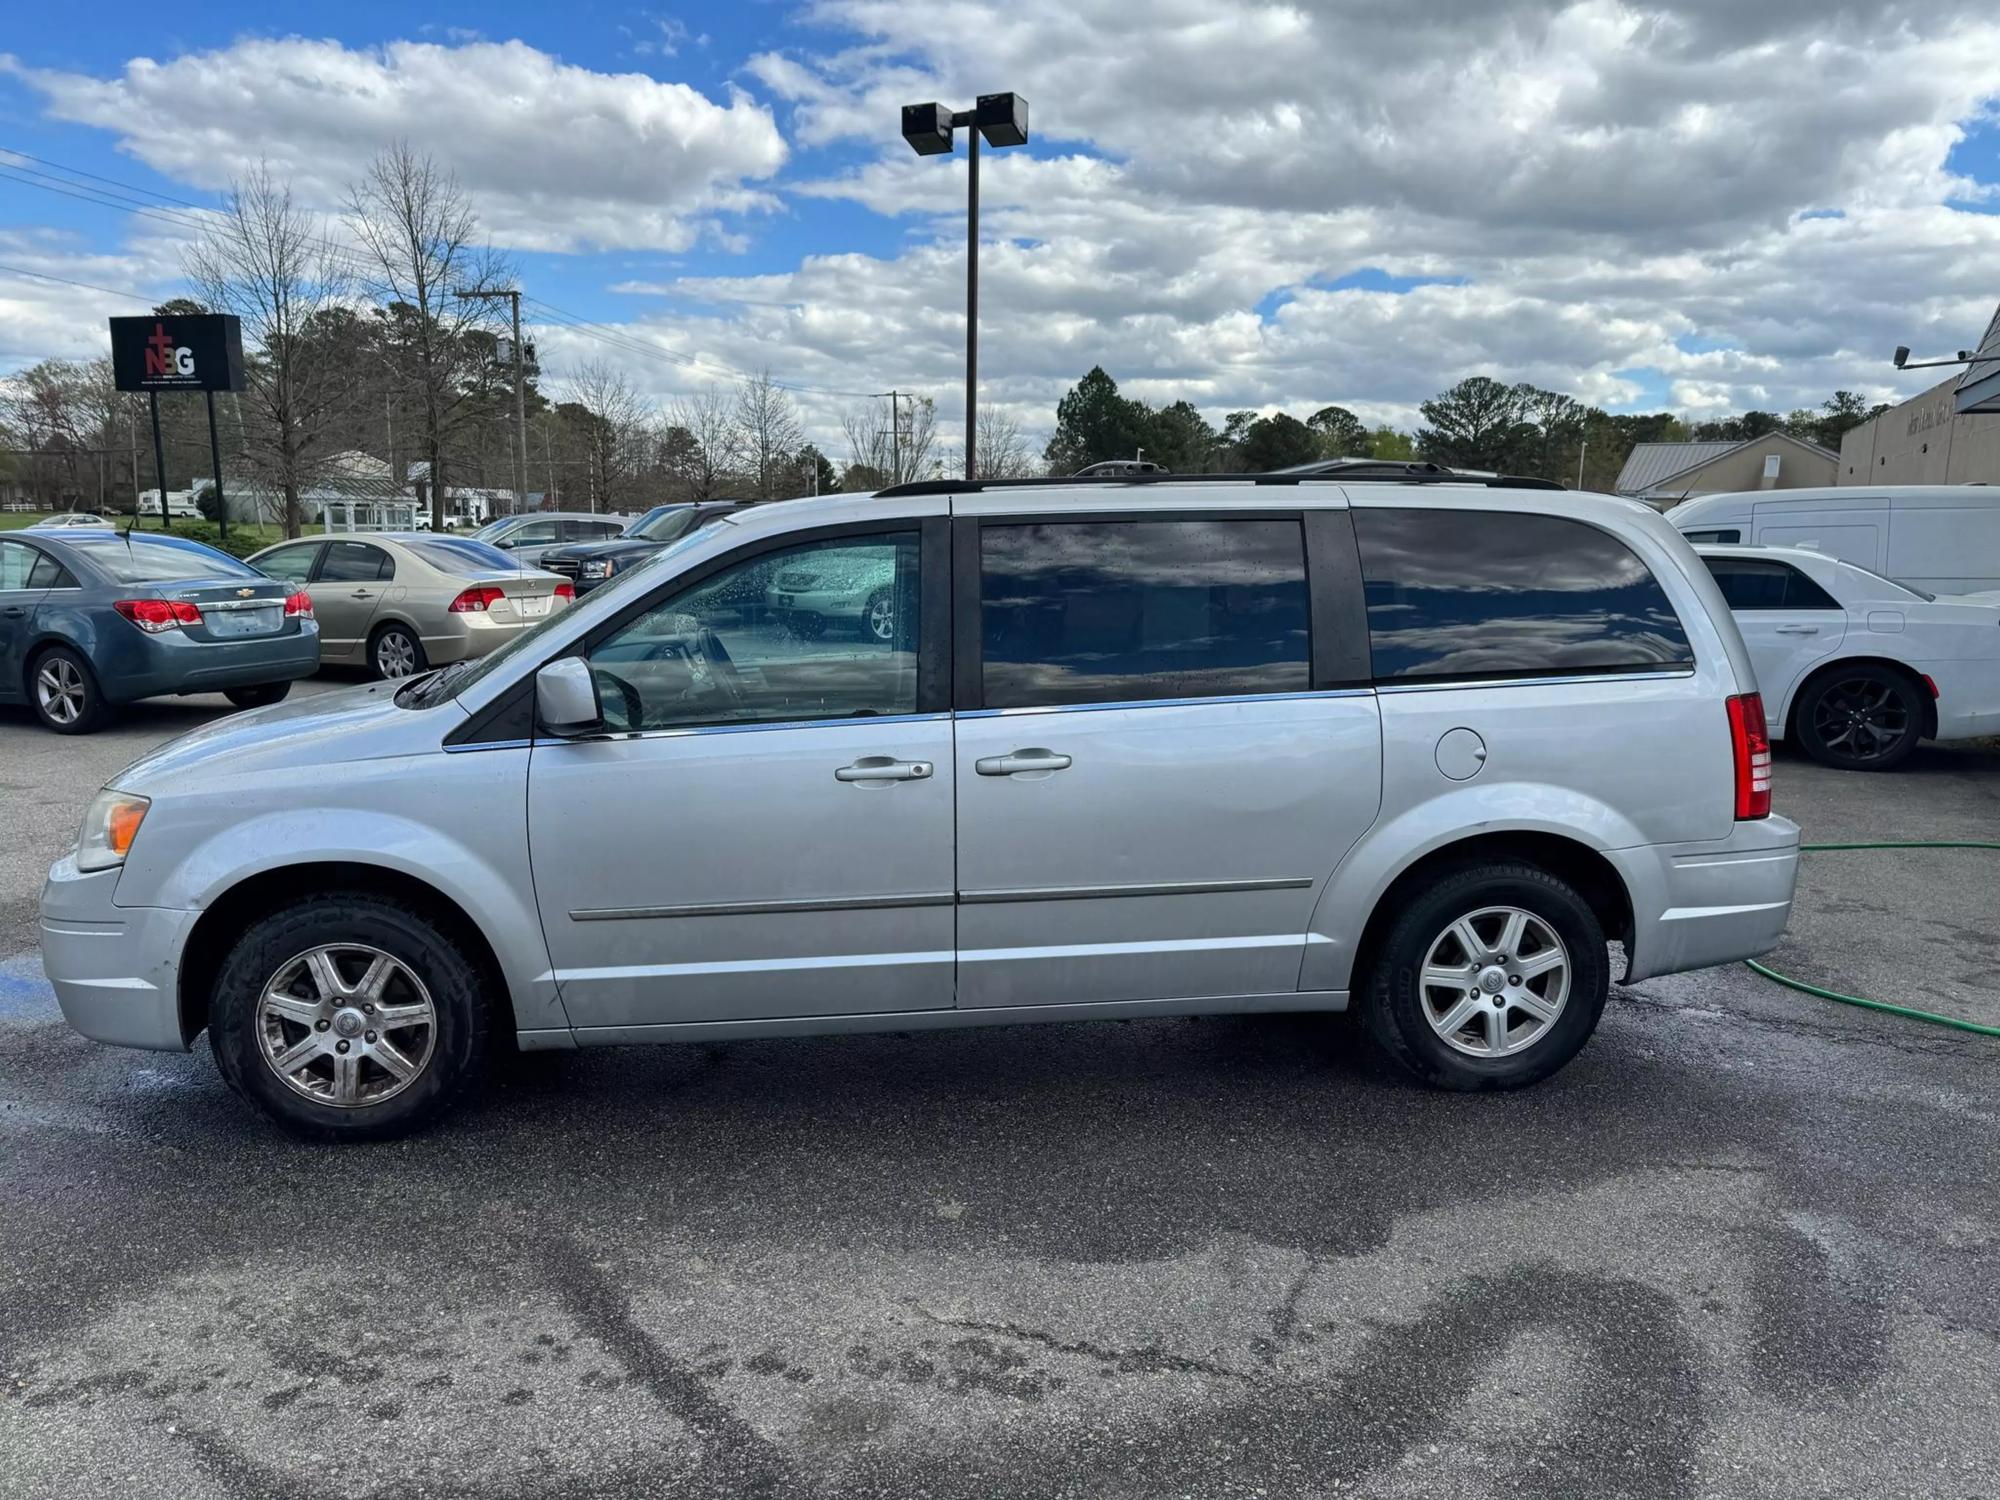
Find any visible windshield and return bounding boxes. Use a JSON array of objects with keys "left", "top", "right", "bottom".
[
  {"left": 401, "top": 521, "right": 728, "bottom": 710},
  {"left": 631, "top": 507, "right": 698, "bottom": 542},
  {"left": 1845, "top": 561, "right": 1935, "bottom": 602},
  {"left": 469, "top": 518, "right": 513, "bottom": 542},
  {"left": 65, "top": 533, "right": 259, "bottom": 584}
]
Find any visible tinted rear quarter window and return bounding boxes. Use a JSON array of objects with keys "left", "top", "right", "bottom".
[
  {"left": 978, "top": 519, "right": 1311, "bottom": 708},
  {"left": 1354, "top": 508, "right": 1693, "bottom": 681}
]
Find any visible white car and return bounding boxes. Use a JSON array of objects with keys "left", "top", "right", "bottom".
[
  {"left": 29, "top": 512, "right": 116, "bottom": 529},
  {"left": 1696, "top": 543, "right": 2000, "bottom": 770}
]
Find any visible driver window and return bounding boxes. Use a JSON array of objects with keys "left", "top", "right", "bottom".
[{"left": 588, "top": 532, "right": 921, "bottom": 731}]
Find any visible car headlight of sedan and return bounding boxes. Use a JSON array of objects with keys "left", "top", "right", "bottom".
[
  {"left": 77, "top": 788, "right": 150, "bottom": 872},
  {"left": 582, "top": 559, "right": 615, "bottom": 579}
]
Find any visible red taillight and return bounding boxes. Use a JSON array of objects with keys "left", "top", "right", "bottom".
[
  {"left": 449, "top": 585, "right": 505, "bottom": 613},
  {"left": 114, "top": 598, "right": 202, "bottom": 634},
  {"left": 553, "top": 582, "right": 575, "bottom": 602},
  {"left": 283, "top": 590, "right": 313, "bottom": 620},
  {"left": 1726, "top": 692, "right": 1772, "bottom": 820}
]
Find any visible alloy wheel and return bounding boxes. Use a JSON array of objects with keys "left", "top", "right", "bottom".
[
  {"left": 35, "top": 657, "right": 85, "bottom": 726},
  {"left": 1810, "top": 676, "right": 1909, "bottom": 763},
  {"left": 866, "top": 593, "right": 895, "bottom": 642},
  {"left": 376, "top": 631, "right": 418, "bottom": 678},
  {"left": 1417, "top": 906, "right": 1571, "bottom": 1058},
  {"left": 256, "top": 943, "right": 437, "bottom": 1107}
]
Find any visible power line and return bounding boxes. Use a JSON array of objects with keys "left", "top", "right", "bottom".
[
  {"left": 0, "top": 259, "right": 157, "bottom": 305},
  {"left": 1, "top": 143, "right": 894, "bottom": 403}
]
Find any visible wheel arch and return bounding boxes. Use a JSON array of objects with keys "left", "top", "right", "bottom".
[
  {"left": 1784, "top": 654, "right": 1936, "bottom": 742},
  {"left": 177, "top": 861, "right": 516, "bottom": 1048},
  {"left": 1314, "top": 829, "right": 1635, "bottom": 996}
]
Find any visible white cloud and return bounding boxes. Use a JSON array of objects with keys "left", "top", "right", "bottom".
[
  {"left": 6, "top": 2, "right": 2000, "bottom": 456},
  {"left": 5, "top": 38, "right": 788, "bottom": 253}
]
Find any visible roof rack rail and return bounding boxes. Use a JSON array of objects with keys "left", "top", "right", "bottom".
[{"left": 873, "top": 465, "right": 1567, "bottom": 498}]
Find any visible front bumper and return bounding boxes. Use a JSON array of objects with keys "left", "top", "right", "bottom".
[
  {"left": 39, "top": 854, "right": 198, "bottom": 1052},
  {"left": 1611, "top": 815, "right": 1801, "bottom": 983}
]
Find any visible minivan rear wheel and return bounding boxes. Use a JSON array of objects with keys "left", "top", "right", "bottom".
[
  {"left": 208, "top": 895, "right": 490, "bottom": 1140},
  {"left": 1363, "top": 864, "right": 1608, "bottom": 1091}
]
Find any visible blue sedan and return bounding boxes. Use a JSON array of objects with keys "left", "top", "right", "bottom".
[{"left": 0, "top": 529, "right": 320, "bottom": 733}]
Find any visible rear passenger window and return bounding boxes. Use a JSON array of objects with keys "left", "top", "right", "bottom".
[
  {"left": 319, "top": 542, "right": 392, "bottom": 583},
  {"left": 1702, "top": 557, "right": 1841, "bottom": 611},
  {"left": 1354, "top": 509, "right": 1694, "bottom": 682},
  {"left": 978, "top": 519, "right": 1311, "bottom": 708}
]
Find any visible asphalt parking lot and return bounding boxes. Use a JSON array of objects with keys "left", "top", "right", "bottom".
[{"left": 2, "top": 691, "right": 1997, "bottom": 1499}]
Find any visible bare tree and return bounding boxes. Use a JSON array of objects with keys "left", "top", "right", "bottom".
[
  {"left": 973, "top": 404, "right": 1038, "bottom": 479},
  {"left": 183, "top": 163, "right": 349, "bottom": 536},
  {"left": 666, "top": 385, "right": 744, "bottom": 500},
  {"left": 346, "top": 142, "right": 512, "bottom": 529},
  {"left": 734, "top": 370, "right": 804, "bottom": 500},
  {"left": 561, "top": 359, "right": 652, "bottom": 512},
  {"left": 0, "top": 358, "right": 125, "bottom": 511},
  {"left": 841, "top": 393, "right": 938, "bottom": 486}
]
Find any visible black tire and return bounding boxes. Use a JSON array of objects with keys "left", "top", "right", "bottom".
[
  {"left": 367, "top": 621, "right": 427, "bottom": 681},
  {"left": 208, "top": 895, "right": 491, "bottom": 1141},
  {"left": 1792, "top": 664, "right": 1924, "bottom": 771},
  {"left": 224, "top": 682, "right": 292, "bottom": 710},
  {"left": 27, "top": 644, "right": 111, "bottom": 734},
  {"left": 1362, "top": 863, "right": 1608, "bottom": 1091}
]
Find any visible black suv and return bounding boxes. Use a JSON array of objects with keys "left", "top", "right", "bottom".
[{"left": 537, "top": 502, "right": 739, "bottom": 593}]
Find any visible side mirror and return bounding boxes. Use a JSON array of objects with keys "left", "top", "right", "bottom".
[
  {"left": 494, "top": 538, "right": 516, "bottom": 550},
  {"left": 536, "top": 657, "right": 603, "bottom": 735}
]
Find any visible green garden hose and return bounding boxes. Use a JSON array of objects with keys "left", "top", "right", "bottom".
[{"left": 1744, "top": 840, "right": 2000, "bottom": 1038}]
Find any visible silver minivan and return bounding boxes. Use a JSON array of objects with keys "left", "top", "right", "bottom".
[{"left": 42, "top": 476, "right": 1801, "bottom": 1139}]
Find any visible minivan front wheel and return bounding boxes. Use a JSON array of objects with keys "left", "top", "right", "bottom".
[
  {"left": 208, "top": 896, "right": 490, "bottom": 1140},
  {"left": 1364, "top": 864, "right": 1608, "bottom": 1090}
]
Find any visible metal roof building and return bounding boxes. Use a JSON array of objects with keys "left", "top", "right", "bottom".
[{"left": 1614, "top": 432, "right": 1838, "bottom": 508}]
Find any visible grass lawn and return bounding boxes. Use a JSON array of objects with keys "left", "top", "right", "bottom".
[{"left": 0, "top": 512, "right": 292, "bottom": 547}]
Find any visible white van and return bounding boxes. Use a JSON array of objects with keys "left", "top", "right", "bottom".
[{"left": 1667, "top": 486, "right": 2000, "bottom": 597}]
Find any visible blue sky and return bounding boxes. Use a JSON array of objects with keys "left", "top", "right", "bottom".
[{"left": 4, "top": 0, "right": 1999, "bottom": 448}]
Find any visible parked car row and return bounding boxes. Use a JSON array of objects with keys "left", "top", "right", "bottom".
[
  {"left": 2, "top": 525, "right": 577, "bottom": 732},
  {"left": 43, "top": 472, "right": 1808, "bottom": 1139}
]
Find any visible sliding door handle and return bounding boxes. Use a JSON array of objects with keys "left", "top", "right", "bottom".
[
  {"left": 975, "top": 749, "right": 1072, "bottom": 776},
  {"left": 836, "top": 757, "right": 933, "bottom": 783}
]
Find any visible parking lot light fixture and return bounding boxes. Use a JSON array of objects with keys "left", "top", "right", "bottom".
[{"left": 901, "top": 92, "right": 1030, "bottom": 480}]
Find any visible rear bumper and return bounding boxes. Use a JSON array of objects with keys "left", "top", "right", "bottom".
[
  {"left": 1611, "top": 815, "right": 1801, "bottom": 983},
  {"left": 39, "top": 855, "right": 197, "bottom": 1052},
  {"left": 98, "top": 625, "right": 321, "bottom": 703}
]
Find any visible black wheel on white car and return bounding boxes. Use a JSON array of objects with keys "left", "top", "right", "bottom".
[
  {"left": 1363, "top": 864, "right": 1608, "bottom": 1091},
  {"left": 224, "top": 682, "right": 292, "bottom": 709},
  {"left": 208, "top": 895, "right": 490, "bottom": 1140},
  {"left": 1793, "top": 664, "right": 1924, "bottom": 771},
  {"left": 28, "top": 644, "right": 111, "bottom": 734},
  {"left": 368, "top": 622, "right": 426, "bottom": 680}
]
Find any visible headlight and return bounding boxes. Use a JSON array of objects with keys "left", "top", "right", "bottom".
[
  {"left": 582, "top": 559, "right": 614, "bottom": 578},
  {"left": 77, "top": 789, "right": 150, "bottom": 872}
]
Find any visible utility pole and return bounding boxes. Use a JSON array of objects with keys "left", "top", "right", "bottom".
[
  {"left": 1576, "top": 439, "right": 1588, "bottom": 490},
  {"left": 455, "top": 286, "right": 530, "bottom": 517}
]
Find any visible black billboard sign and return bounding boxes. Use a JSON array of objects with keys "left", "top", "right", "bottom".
[{"left": 109, "top": 313, "right": 246, "bottom": 393}]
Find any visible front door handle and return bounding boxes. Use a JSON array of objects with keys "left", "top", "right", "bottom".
[
  {"left": 835, "top": 757, "right": 933, "bottom": 783},
  {"left": 975, "top": 749, "right": 1072, "bottom": 776},
  {"left": 351, "top": 590, "right": 376, "bottom": 599},
  {"left": 1773, "top": 624, "right": 1819, "bottom": 635},
  {"left": 2, "top": 605, "right": 23, "bottom": 617}
]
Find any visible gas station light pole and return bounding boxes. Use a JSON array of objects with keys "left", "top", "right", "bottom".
[{"left": 902, "top": 93, "right": 1029, "bottom": 481}]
